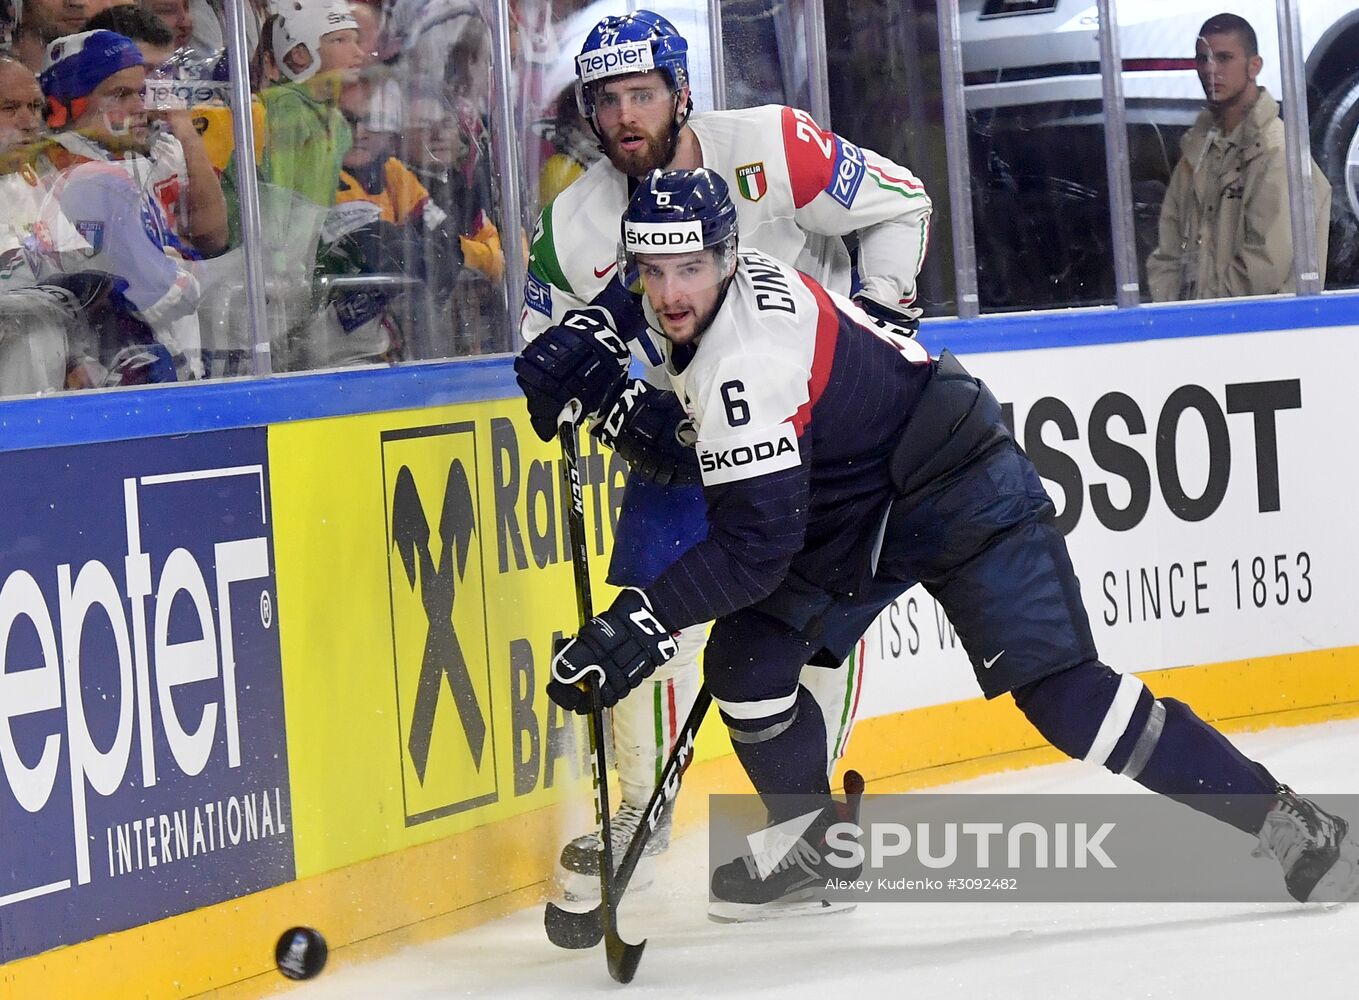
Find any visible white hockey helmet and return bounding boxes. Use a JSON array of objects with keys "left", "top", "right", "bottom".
[{"left": 271, "top": 0, "right": 359, "bottom": 83}]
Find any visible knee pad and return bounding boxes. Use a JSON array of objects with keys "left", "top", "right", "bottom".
[
  {"left": 1012, "top": 662, "right": 1165, "bottom": 778},
  {"left": 716, "top": 686, "right": 804, "bottom": 744}
]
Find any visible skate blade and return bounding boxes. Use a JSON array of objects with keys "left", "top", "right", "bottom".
[
  {"left": 707, "top": 897, "right": 857, "bottom": 924},
  {"left": 558, "top": 856, "right": 656, "bottom": 904}
]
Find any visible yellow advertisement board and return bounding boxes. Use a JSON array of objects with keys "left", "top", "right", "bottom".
[{"left": 270, "top": 400, "right": 635, "bottom": 877}]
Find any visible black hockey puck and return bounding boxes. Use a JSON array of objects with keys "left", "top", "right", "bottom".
[{"left": 275, "top": 926, "right": 328, "bottom": 980}]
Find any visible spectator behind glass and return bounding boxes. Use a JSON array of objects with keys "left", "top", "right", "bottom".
[
  {"left": 0, "top": 55, "right": 81, "bottom": 395},
  {"left": 36, "top": 29, "right": 203, "bottom": 383},
  {"left": 303, "top": 90, "right": 462, "bottom": 368},
  {"left": 87, "top": 4, "right": 174, "bottom": 65},
  {"left": 13, "top": 0, "right": 90, "bottom": 72},
  {"left": 387, "top": 8, "right": 505, "bottom": 355},
  {"left": 139, "top": 0, "right": 191, "bottom": 51},
  {"left": 82, "top": 4, "right": 229, "bottom": 256},
  {"left": 251, "top": 0, "right": 361, "bottom": 210},
  {"left": 532, "top": 84, "right": 602, "bottom": 207},
  {"left": 400, "top": 91, "right": 503, "bottom": 357},
  {"left": 234, "top": 0, "right": 361, "bottom": 369},
  {"left": 1147, "top": 12, "right": 1331, "bottom": 301}
]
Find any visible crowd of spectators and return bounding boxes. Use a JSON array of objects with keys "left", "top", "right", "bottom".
[
  {"left": 0, "top": 1, "right": 1340, "bottom": 398},
  {"left": 0, "top": 0, "right": 507, "bottom": 394}
]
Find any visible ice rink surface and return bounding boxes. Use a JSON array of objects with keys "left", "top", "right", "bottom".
[{"left": 289, "top": 718, "right": 1359, "bottom": 999}]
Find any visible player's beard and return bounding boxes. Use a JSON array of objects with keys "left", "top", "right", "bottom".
[{"left": 602, "top": 122, "right": 674, "bottom": 178}]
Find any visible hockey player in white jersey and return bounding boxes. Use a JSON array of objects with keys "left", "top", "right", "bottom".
[
  {"left": 512, "top": 9, "right": 931, "bottom": 896},
  {"left": 548, "top": 167, "right": 1359, "bottom": 920}
]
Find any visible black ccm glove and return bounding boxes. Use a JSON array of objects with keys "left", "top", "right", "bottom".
[
  {"left": 593, "top": 379, "right": 700, "bottom": 485},
  {"left": 514, "top": 308, "right": 630, "bottom": 441},
  {"left": 547, "top": 588, "right": 679, "bottom": 713}
]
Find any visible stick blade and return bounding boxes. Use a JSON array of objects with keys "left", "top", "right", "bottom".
[
  {"left": 606, "top": 937, "right": 647, "bottom": 984},
  {"left": 543, "top": 901, "right": 604, "bottom": 950}
]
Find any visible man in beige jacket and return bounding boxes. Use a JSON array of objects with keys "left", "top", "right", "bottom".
[{"left": 1147, "top": 12, "right": 1330, "bottom": 302}]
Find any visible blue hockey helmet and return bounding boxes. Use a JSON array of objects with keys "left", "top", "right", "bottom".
[
  {"left": 621, "top": 168, "right": 737, "bottom": 267},
  {"left": 575, "top": 10, "right": 689, "bottom": 119}
]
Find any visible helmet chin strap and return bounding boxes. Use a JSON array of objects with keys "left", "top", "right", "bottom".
[{"left": 662, "top": 89, "right": 691, "bottom": 166}]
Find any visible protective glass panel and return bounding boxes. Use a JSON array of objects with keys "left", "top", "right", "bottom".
[
  {"left": 960, "top": 0, "right": 1116, "bottom": 312},
  {"left": 720, "top": 0, "right": 810, "bottom": 110},
  {"left": 0, "top": 5, "right": 246, "bottom": 395},
  {"left": 1126, "top": 4, "right": 1329, "bottom": 303},
  {"left": 259, "top": 0, "right": 510, "bottom": 370},
  {"left": 822, "top": 0, "right": 956, "bottom": 316}
]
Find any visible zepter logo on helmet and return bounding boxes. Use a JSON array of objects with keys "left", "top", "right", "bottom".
[
  {"left": 574, "top": 9, "right": 689, "bottom": 119},
  {"left": 271, "top": 0, "right": 359, "bottom": 83},
  {"left": 622, "top": 168, "right": 739, "bottom": 340}
]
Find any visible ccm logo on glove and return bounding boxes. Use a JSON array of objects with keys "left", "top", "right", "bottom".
[{"left": 548, "top": 588, "right": 678, "bottom": 713}]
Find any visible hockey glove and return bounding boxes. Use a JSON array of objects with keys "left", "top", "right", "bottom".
[
  {"left": 547, "top": 588, "right": 679, "bottom": 714},
  {"left": 587, "top": 271, "right": 646, "bottom": 341},
  {"left": 854, "top": 294, "right": 920, "bottom": 339},
  {"left": 593, "top": 379, "right": 700, "bottom": 485},
  {"left": 514, "top": 308, "right": 630, "bottom": 441}
]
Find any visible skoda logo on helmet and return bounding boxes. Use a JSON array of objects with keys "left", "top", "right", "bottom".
[{"left": 623, "top": 220, "right": 704, "bottom": 252}]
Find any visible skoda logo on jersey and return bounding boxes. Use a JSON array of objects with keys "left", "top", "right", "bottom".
[
  {"left": 576, "top": 39, "right": 654, "bottom": 83},
  {"left": 383, "top": 423, "right": 499, "bottom": 824},
  {"left": 623, "top": 219, "right": 704, "bottom": 252},
  {"left": 697, "top": 425, "right": 802, "bottom": 486}
]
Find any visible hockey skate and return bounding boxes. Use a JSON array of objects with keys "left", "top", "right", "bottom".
[
  {"left": 556, "top": 800, "right": 674, "bottom": 903},
  {"left": 708, "top": 771, "right": 865, "bottom": 924},
  {"left": 1255, "top": 786, "right": 1359, "bottom": 902}
]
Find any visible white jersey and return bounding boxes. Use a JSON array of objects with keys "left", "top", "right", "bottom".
[
  {"left": 45, "top": 131, "right": 192, "bottom": 242},
  {"left": 655, "top": 251, "right": 928, "bottom": 476},
  {"left": 638, "top": 249, "right": 933, "bottom": 628},
  {"left": 520, "top": 103, "right": 932, "bottom": 347}
]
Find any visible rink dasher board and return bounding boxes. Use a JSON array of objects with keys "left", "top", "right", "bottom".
[
  {"left": 0, "top": 289, "right": 1354, "bottom": 997},
  {"left": 859, "top": 321, "right": 1358, "bottom": 715}
]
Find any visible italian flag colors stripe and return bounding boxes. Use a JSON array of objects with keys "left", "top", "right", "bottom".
[
  {"left": 832, "top": 639, "right": 866, "bottom": 761},
  {"left": 653, "top": 678, "right": 678, "bottom": 783},
  {"left": 868, "top": 163, "right": 927, "bottom": 198}
]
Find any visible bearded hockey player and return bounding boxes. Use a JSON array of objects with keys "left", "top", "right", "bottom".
[
  {"left": 512, "top": 9, "right": 931, "bottom": 897},
  {"left": 547, "top": 167, "right": 1359, "bottom": 921}
]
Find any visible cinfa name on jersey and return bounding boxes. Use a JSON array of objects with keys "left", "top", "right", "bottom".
[
  {"left": 624, "top": 220, "right": 704, "bottom": 252},
  {"left": 576, "top": 40, "right": 654, "bottom": 83}
]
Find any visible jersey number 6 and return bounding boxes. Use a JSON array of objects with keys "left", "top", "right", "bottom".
[{"left": 720, "top": 380, "right": 750, "bottom": 427}]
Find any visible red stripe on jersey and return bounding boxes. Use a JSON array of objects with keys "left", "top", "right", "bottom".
[
  {"left": 781, "top": 106, "right": 836, "bottom": 209},
  {"left": 867, "top": 162, "right": 925, "bottom": 192},
  {"left": 790, "top": 273, "right": 839, "bottom": 435},
  {"left": 666, "top": 679, "right": 677, "bottom": 746},
  {"left": 848, "top": 640, "right": 865, "bottom": 728}
]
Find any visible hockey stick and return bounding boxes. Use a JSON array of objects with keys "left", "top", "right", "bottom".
[
  {"left": 552, "top": 400, "right": 643, "bottom": 983},
  {"left": 545, "top": 683, "right": 711, "bottom": 958}
]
